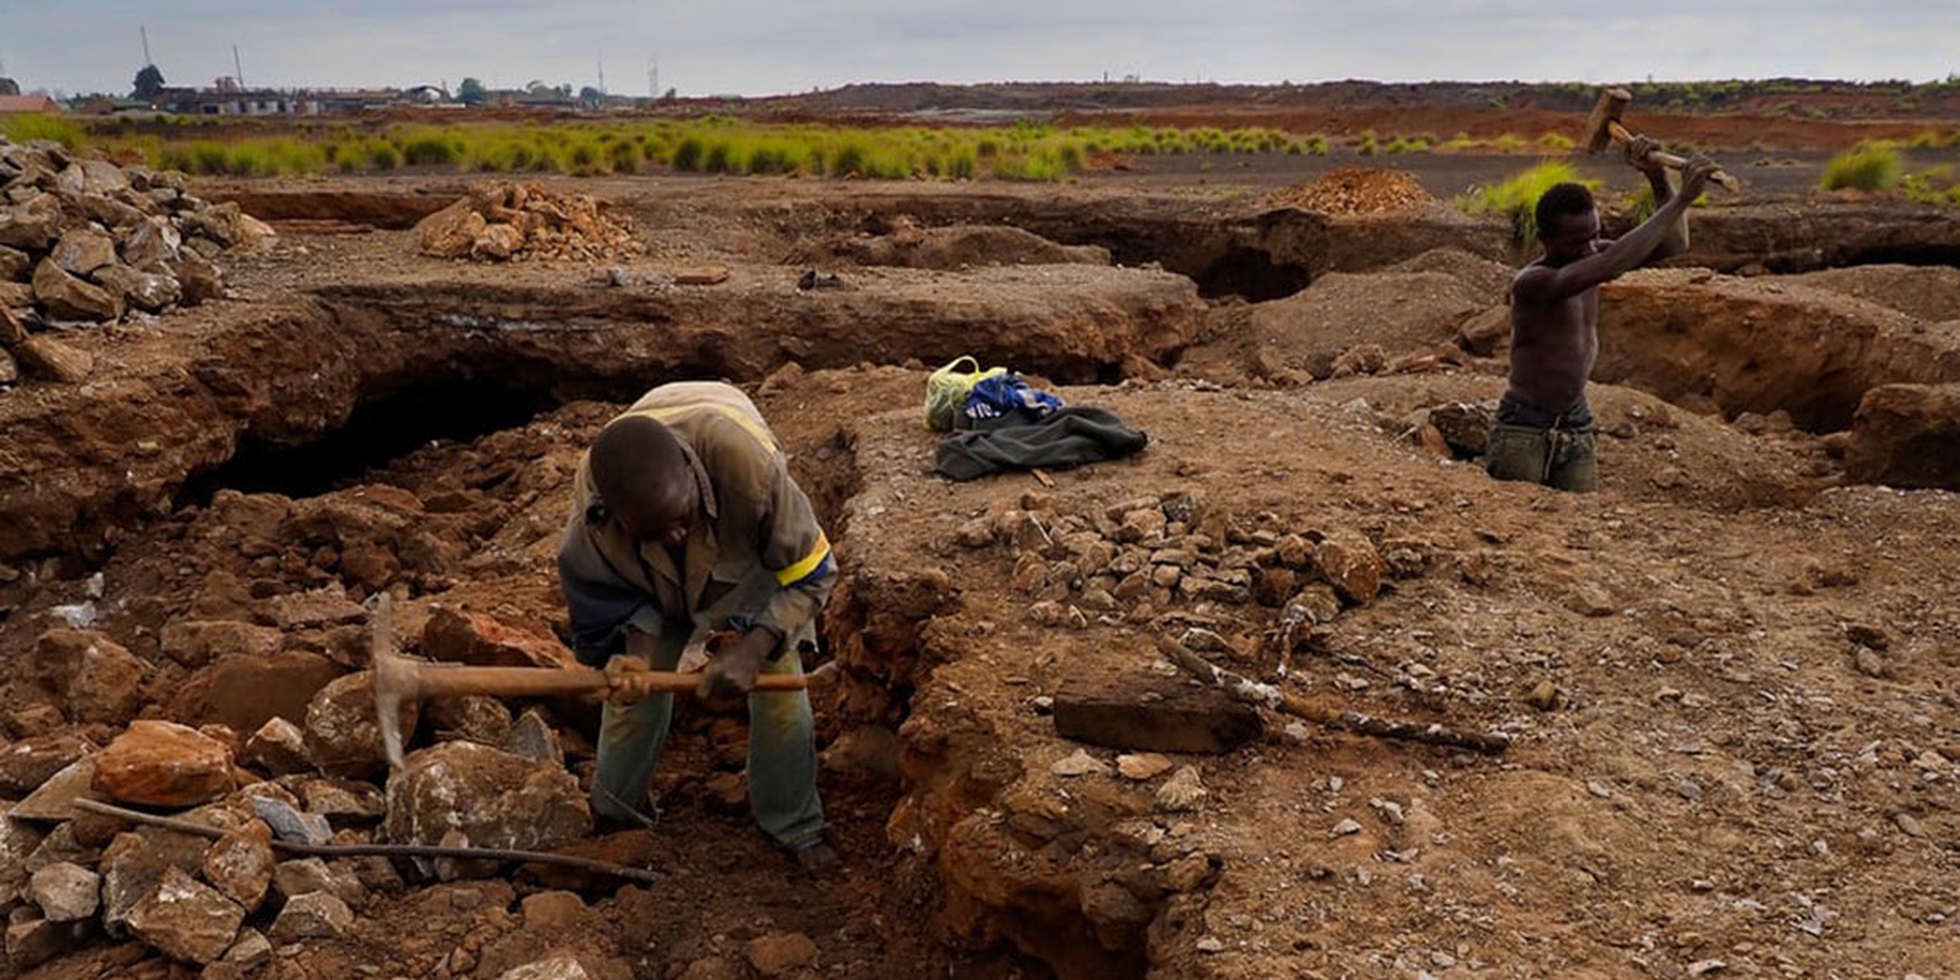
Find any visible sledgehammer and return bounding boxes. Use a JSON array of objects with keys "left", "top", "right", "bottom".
[
  {"left": 368, "top": 598, "right": 827, "bottom": 770},
  {"left": 1584, "top": 87, "right": 1741, "bottom": 192}
]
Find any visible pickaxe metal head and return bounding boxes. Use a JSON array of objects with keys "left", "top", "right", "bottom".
[
  {"left": 1584, "top": 87, "right": 1634, "bottom": 155},
  {"left": 368, "top": 594, "right": 416, "bottom": 771}
]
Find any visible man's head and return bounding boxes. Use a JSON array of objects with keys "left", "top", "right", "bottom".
[
  {"left": 1534, "top": 182, "right": 1601, "bottom": 265},
  {"left": 590, "top": 415, "right": 697, "bottom": 550}
]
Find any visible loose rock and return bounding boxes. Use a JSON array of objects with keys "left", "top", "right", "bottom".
[
  {"left": 268, "top": 890, "right": 354, "bottom": 941},
  {"left": 29, "top": 862, "right": 100, "bottom": 922},
  {"left": 746, "top": 932, "right": 820, "bottom": 977},
  {"left": 125, "top": 866, "right": 246, "bottom": 965},
  {"left": 92, "top": 720, "right": 235, "bottom": 807}
]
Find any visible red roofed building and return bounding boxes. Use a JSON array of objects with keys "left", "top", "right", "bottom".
[{"left": 0, "top": 94, "right": 61, "bottom": 115}]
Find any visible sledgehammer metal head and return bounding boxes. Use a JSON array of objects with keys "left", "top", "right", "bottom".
[{"left": 1584, "top": 87, "right": 1635, "bottom": 154}]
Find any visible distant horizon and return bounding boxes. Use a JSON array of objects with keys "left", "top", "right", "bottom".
[
  {"left": 9, "top": 74, "right": 1960, "bottom": 102},
  {"left": 3, "top": 1, "right": 1955, "bottom": 101}
]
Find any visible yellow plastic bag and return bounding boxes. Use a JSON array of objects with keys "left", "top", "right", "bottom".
[{"left": 924, "top": 356, "right": 1006, "bottom": 432}]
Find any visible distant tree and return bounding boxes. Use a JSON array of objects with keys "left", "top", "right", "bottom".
[
  {"left": 0, "top": 77, "right": 19, "bottom": 96},
  {"left": 133, "top": 64, "right": 166, "bottom": 101},
  {"left": 578, "top": 85, "right": 604, "bottom": 109},
  {"left": 525, "top": 79, "right": 549, "bottom": 93},
  {"left": 458, "top": 77, "right": 487, "bottom": 105},
  {"left": 661, "top": 87, "right": 677, "bottom": 102}
]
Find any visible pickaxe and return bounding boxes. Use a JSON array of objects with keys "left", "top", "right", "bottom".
[
  {"left": 1584, "top": 87, "right": 1741, "bottom": 192},
  {"left": 369, "top": 596, "right": 827, "bottom": 770}
]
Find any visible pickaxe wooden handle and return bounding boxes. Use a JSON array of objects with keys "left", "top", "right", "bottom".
[
  {"left": 399, "top": 663, "right": 822, "bottom": 700},
  {"left": 1607, "top": 119, "right": 1742, "bottom": 192}
]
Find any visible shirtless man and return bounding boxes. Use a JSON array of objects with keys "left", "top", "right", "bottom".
[{"left": 1486, "top": 139, "right": 1717, "bottom": 492}]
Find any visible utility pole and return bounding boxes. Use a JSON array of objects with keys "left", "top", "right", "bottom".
[
  {"left": 649, "top": 55, "right": 659, "bottom": 98},
  {"left": 140, "top": 25, "right": 154, "bottom": 66},
  {"left": 233, "top": 44, "right": 244, "bottom": 88},
  {"left": 597, "top": 59, "right": 606, "bottom": 95}
]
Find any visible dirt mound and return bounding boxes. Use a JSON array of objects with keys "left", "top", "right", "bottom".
[
  {"left": 1382, "top": 246, "right": 1516, "bottom": 299},
  {"left": 1271, "top": 167, "right": 1435, "bottom": 216},
  {"left": 415, "top": 182, "right": 642, "bottom": 263},
  {"left": 784, "top": 219, "right": 1111, "bottom": 271},
  {"left": 1790, "top": 264, "right": 1960, "bottom": 322},
  {"left": 1180, "top": 268, "right": 1491, "bottom": 385}
]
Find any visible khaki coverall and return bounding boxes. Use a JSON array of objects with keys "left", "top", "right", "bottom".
[{"left": 556, "top": 382, "right": 835, "bottom": 850}]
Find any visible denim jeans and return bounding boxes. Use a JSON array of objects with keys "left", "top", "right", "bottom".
[
  {"left": 592, "top": 625, "right": 825, "bottom": 851},
  {"left": 1484, "top": 396, "right": 1599, "bottom": 492}
]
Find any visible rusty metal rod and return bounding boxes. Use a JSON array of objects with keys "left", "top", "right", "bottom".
[{"left": 73, "top": 798, "right": 662, "bottom": 884}]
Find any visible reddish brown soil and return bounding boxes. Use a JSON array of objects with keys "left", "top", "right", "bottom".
[{"left": 2, "top": 166, "right": 1959, "bottom": 980}]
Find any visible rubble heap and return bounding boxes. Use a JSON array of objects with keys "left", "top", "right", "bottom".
[
  {"left": 415, "top": 182, "right": 643, "bottom": 263},
  {"left": 1271, "top": 166, "right": 1435, "bottom": 216},
  {"left": 0, "top": 139, "right": 269, "bottom": 364}
]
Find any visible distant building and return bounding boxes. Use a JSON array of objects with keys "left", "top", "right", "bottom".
[
  {"left": 0, "top": 94, "right": 61, "bottom": 115},
  {"left": 156, "top": 86, "right": 411, "bottom": 116}
]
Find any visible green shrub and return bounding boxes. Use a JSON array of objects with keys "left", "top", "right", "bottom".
[
  {"left": 0, "top": 115, "right": 86, "bottom": 148},
  {"left": 607, "top": 138, "right": 644, "bottom": 174},
  {"left": 830, "top": 141, "right": 868, "bottom": 177},
  {"left": 401, "top": 135, "right": 457, "bottom": 167},
  {"left": 1539, "top": 131, "right": 1577, "bottom": 151},
  {"left": 567, "top": 140, "right": 605, "bottom": 174},
  {"left": 947, "top": 148, "right": 977, "bottom": 179},
  {"left": 365, "top": 140, "right": 402, "bottom": 171},
  {"left": 671, "top": 136, "right": 706, "bottom": 172},
  {"left": 1820, "top": 143, "right": 1901, "bottom": 190},
  {"left": 1460, "top": 161, "right": 1601, "bottom": 247}
]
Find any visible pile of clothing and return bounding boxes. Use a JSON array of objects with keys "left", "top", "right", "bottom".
[{"left": 924, "top": 356, "right": 1148, "bottom": 480}]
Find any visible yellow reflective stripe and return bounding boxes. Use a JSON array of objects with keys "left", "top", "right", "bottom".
[
  {"left": 775, "top": 531, "right": 832, "bottom": 587},
  {"left": 623, "top": 403, "right": 778, "bottom": 452}
]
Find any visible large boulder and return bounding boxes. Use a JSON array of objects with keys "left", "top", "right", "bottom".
[
  {"left": 417, "top": 201, "right": 487, "bottom": 260},
  {"left": 92, "top": 721, "right": 236, "bottom": 808},
  {"left": 421, "top": 607, "right": 577, "bottom": 669},
  {"left": 0, "top": 733, "right": 94, "bottom": 796},
  {"left": 305, "top": 671, "right": 419, "bottom": 779},
  {"left": 158, "top": 619, "right": 283, "bottom": 670},
  {"left": 119, "top": 217, "right": 181, "bottom": 272},
  {"left": 0, "top": 243, "right": 28, "bottom": 281},
  {"left": 31, "top": 258, "right": 122, "bottom": 321},
  {"left": 124, "top": 866, "right": 246, "bottom": 965},
  {"left": 0, "top": 201, "right": 58, "bottom": 251},
  {"left": 1845, "top": 383, "right": 1960, "bottom": 490},
  {"left": 182, "top": 650, "right": 344, "bottom": 734},
  {"left": 13, "top": 334, "right": 94, "bottom": 383},
  {"left": 101, "top": 828, "right": 221, "bottom": 934},
  {"left": 50, "top": 227, "right": 117, "bottom": 275},
  {"left": 32, "top": 629, "right": 143, "bottom": 724},
  {"left": 90, "top": 264, "right": 181, "bottom": 314},
  {"left": 382, "top": 741, "right": 590, "bottom": 852}
]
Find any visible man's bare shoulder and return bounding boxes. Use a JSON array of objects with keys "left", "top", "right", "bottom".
[{"left": 1511, "top": 263, "right": 1557, "bottom": 302}]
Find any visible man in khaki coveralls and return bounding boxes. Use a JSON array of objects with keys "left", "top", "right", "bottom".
[{"left": 557, "top": 381, "right": 837, "bottom": 869}]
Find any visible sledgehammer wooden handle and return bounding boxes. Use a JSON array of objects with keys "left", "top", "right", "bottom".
[
  {"left": 406, "top": 664, "right": 817, "bottom": 699},
  {"left": 1608, "top": 120, "right": 1741, "bottom": 191}
]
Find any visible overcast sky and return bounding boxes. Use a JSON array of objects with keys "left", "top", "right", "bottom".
[{"left": 3, "top": 1, "right": 1956, "bottom": 98}]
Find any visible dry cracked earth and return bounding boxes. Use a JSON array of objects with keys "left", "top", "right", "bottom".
[{"left": 3, "top": 152, "right": 1960, "bottom": 980}]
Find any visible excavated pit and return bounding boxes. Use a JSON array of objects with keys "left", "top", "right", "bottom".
[{"left": 8, "top": 177, "right": 1960, "bottom": 980}]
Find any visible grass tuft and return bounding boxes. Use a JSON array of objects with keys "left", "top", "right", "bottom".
[
  {"left": 1459, "top": 160, "right": 1601, "bottom": 248},
  {"left": 1820, "top": 143, "right": 1901, "bottom": 191}
]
